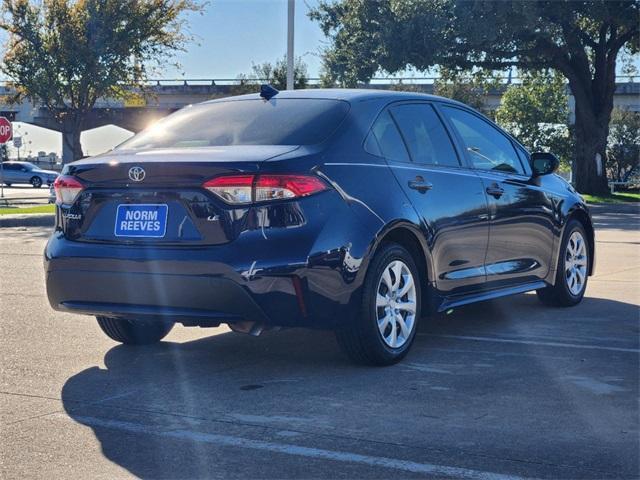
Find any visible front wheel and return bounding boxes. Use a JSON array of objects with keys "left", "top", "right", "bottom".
[
  {"left": 335, "top": 243, "right": 421, "bottom": 366},
  {"left": 96, "top": 316, "right": 173, "bottom": 345},
  {"left": 537, "top": 219, "right": 589, "bottom": 307},
  {"left": 30, "top": 176, "right": 43, "bottom": 188}
]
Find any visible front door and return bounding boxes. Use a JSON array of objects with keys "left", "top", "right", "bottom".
[
  {"left": 441, "top": 105, "right": 556, "bottom": 288},
  {"left": 369, "top": 103, "right": 490, "bottom": 296}
]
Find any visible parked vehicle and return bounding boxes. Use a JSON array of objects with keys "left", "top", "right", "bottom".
[
  {"left": 45, "top": 88, "right": 595, "bottom": 365},
  {"left": 1, "top": 161, "right": 58, "bottom": 188}
]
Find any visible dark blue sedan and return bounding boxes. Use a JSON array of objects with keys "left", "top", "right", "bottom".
[{"left": 45, "top": 88, "right": 594, "bottom": 365}]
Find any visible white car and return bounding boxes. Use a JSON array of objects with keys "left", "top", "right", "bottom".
[{"left": 0, "top": 161, "right": 59, "bottom": 188}]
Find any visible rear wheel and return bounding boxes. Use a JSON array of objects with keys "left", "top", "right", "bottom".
[
  {"left": 96, "top": 316, "right": 173, "bottom": 345},
  {"left": 537, "top": 219, "right": 589, "bottom": 307},
  {"left": 335, "top": 243, "right": 421, "bottom": 366},
  {"left": 30, "top": 176, "right": 42, "bottom": 188}
]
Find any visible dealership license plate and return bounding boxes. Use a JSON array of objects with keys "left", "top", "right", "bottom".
[{"left": 114, "top": 204, "right": 168, "bottom": 238}]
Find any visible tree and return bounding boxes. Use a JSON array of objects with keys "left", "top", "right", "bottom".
[
  {"left": 233, "top": 56, "right": 309, "bottom": 94},
  {"left": 1, "top": 0, "right": 202, "bottom": 162},
  {"left": 607, "top": 108, "right": 640, "bottom": 182},
  {"left": 310, "top": 0, "right": 640, "bottom": 194},
  {"left": 433, "top": 69, "right": 499, "bottom": 115},
  {"left": 496, "top": 70, "right": 574, "bottom": 170}
]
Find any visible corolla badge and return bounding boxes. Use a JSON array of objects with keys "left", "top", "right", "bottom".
[{"left": 128, "top": 166, "right": 146, "bottom": 182}]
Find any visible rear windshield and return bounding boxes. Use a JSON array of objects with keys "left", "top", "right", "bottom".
[{"left": 118, "top": 98, "right": 350, "bottom": 149}]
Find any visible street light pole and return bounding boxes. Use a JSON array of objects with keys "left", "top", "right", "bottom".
[{"left": 286, "top": 0, "right": 295, "bottom": 90}]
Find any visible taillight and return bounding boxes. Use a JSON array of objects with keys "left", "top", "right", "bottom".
[
  {"left": 53, "top": 175, "right": 84, "bottom": 206},
  {"left": 203, "top": 174, "right": 328, "bottom": 205}
]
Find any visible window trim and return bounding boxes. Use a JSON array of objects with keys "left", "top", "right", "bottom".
[
  {"left": 365, "top": 100, "right": 470, "bottom": 171},
  {"left": 364, "top": 108, "right": 412, "bottom": 163},
  {"left": 387, "top": 102, "right": 462, "bottom": 168},
  {"left": 439, "top": 104, "right": 530, "bottom": 177}
]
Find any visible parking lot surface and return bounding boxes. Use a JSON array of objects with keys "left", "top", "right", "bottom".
[{"left": 1, "top": 206, "right": 638, "bottom": 479}]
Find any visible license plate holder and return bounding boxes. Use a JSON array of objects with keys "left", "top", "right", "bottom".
[{"left": 114, "top": 204, "right": 168, "bottom": 238}]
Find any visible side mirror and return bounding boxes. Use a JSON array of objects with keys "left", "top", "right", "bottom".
[{"left": 531, "top": 152, "right": 559, "bottom": 177}]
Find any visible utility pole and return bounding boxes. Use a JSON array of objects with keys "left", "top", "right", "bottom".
[{"left": 286, "top": 0, "right": 295, "bottom": 90}]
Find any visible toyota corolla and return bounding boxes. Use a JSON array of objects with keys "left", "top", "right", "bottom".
[{"left": 45, "top": 88, "right": 594, "bottom": 365}]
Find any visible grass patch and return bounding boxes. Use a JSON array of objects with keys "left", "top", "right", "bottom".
[
  {"left": 581, "top": 191, "right": 640, "bottom": 204},
  {"left": 0, "top": 204, "right": 55, "bottom": 215}
]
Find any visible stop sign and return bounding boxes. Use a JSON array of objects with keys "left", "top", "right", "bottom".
[{"left": 0, "top": 117, "right": 12, "bottom": 144}]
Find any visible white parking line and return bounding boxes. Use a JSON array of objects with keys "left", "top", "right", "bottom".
[
  {"left": 422, "top": 334, "right": 639, "bottom": 353},
  {"left": 56, "top": 414, "right": 527, "bottom": 480}
]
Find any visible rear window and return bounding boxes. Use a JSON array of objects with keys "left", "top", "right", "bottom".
[{"left": 118, "top": 99, "right": 350, "bottom": 149}]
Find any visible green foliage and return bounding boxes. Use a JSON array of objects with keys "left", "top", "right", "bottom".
[
  {"left": 433, "top": 69, "right": 500, "bottom": 114},
  {"left": 233, "top": 56, "right": 309, "bottom": 94},
  {"left": 607, "top": 108, "right": 640, "bottom": 182},
  {"left": 310, "top": 0, "right": 639, "bottom": 84},
  {"left": 1, "top": 0, "right": 203, "bottom": 160},
  {"left": 0, "top": 204, "right": 56, "bottom": 215},
  {"left": 580, "top": 192, "right": 640, "bottom": 204},
  {"left": 496, "top": 71, "right": 573, "bottom": 170},
  {"left": 310, "top": 0, "right": 640, "bottom": 193}
]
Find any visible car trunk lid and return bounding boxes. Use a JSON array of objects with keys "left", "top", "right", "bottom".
[{"left": 59, "top": 146, "right": 299, "bottom": 245}]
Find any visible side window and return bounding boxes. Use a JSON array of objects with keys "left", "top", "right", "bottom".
[
  {"left": 3, "top": 164, "right": 17, "bottom": 171},
  {"left": 389, "top": 104, "right": 460, "bottom": 167},
  {"left": 363, "top": 131, "right": 381, "bottom": 157},
  {"left": 442, "top": 106, "right": 525, "bottom": 175},
  {"left": 369, "top": 110, "right": 410, "bottom": 163}
]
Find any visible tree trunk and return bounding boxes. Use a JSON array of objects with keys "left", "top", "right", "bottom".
[
  {"left": 61, "top": 118, "right": 84, "bottom": 164},
  {"left": 572, "top": 98, "right": 610, "bottom": 195}
]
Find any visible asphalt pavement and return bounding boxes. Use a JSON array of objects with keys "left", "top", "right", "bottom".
[{"left": 0, "top": 207, "right": 638, "bottom": 479}]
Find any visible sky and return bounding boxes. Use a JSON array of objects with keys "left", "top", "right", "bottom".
[
  {"left": 5, "top": 0, "right": 640, "bottom": 160},
  {"left": 8, "top": 0, "right": 329, "bottom": 159}
]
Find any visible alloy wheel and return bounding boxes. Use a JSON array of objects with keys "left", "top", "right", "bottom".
[
  {"left": 565, "top": 231, "right": 588, "bottom": 296},
  {"left": 376, "top": 260, "right": 417, "bottom": 348}
]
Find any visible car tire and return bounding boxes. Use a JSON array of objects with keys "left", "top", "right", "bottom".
[
  {"left": 5, "top": 183, "right": 11, "bottom": 187},
  {"left": 96, "top": 316, "right": 174, "bottom": 345},
  {"left": 335, "top": 243, "right": 421, "bottom": 366},
  {"left": 30, "top": 176, "right": 43, "bottom": 188},
  {"left": 536, "top": 219, "right": 589, "bottom": 307}
]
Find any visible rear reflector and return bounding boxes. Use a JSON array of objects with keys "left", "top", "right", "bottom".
[
  {"left": 203, "top": 174, "right": 328, "bottom": 205},
  {"left": 54, "top": 175, "right": 84, "bottom": 206}
]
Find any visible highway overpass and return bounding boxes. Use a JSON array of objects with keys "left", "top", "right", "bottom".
[{"left": 0, "top": 77, "right": 638, "bottom": 162}]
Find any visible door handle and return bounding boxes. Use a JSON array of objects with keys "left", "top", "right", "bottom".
[
  {"left": 408, "top": 177, "right": 433, "bottom": 193},
  {"left": 485, "top": 183, "right": 504, "bottom": 199}
]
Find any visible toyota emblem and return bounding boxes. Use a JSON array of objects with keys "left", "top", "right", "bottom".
[{"left": 128, "top": 166, "right": 146, "bottom": 182}]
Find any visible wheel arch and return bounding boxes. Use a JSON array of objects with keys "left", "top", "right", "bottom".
[
  {"left": 566, "top": 207, "right": 595, "bottom": 276},
  {"left": 369, "top": 222, "right": 434, "bottom": 312}
]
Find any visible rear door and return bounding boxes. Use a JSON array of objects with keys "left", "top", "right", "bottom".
[
  {"left": 1, "top": 163, "right": 19, "bottom": 183},
  {"left": 441, "top": 105, "right": 556, "bottom": 287},
  {"left": 369, "top": 102, "right": 489, "bottom": 296}
]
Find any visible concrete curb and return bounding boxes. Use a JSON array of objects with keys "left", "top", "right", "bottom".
[{"left": 0, "top": 213, "right": 55, "bottom": 228}]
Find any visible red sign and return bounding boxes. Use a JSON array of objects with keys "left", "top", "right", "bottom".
[{"left": 0, "top": 117, "right": 12, "bottom": 144}]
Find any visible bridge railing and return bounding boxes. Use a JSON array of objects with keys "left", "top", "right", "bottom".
[{"left": 0, "top": 75, "right": 637, "bottom": 88}]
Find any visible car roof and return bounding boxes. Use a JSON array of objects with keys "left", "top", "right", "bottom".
[{"left": 202, "top": 88, "right": 467, "bottom": 107}]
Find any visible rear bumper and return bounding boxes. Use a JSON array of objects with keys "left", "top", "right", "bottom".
[
  {"left": 45, "top": 231, "right": 314, "bottom": 327},
  {"left": 47, "top": 269, "right": 270, "bottom": 326},
  {"left": 44, "top": 192, "right": 372, "bottom": 328}
]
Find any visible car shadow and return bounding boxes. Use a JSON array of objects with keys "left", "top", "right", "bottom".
[{"left": 60, "top": 293, "right": 639, "bottom": 478}]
